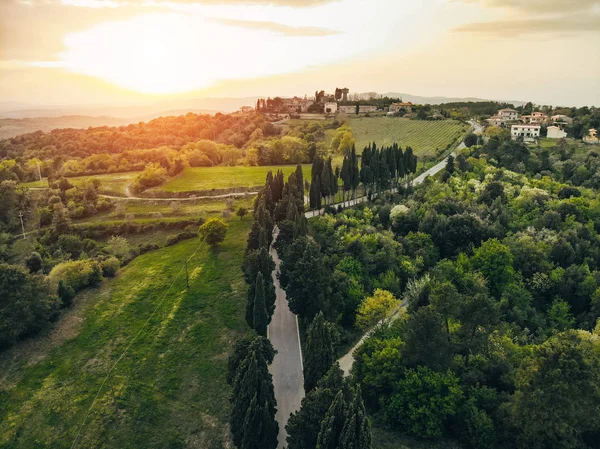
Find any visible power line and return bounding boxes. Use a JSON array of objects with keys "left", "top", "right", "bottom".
[{"left": 70, "top": 236, "right": 207, "bottom": 449}]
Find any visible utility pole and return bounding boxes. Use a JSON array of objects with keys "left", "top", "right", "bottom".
[
  {"left": 18, "top": 212, "right": 25, "bottom": 239},
  {"left": 185, "top": 258, "right": 189, "bottom": 288}
]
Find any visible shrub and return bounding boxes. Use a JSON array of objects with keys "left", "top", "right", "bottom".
[
  {"left": 49, "top": 259, "right": 103, "bottom": 293},
  {"left": 101, "top": 257, "right": 120, "bottom": 277},
  {"left": 106, "top": 235, "right": 129, "bottom": 259}
]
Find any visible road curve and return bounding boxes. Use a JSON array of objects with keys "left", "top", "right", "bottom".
[{"left": 268, "top": 229, "right": 305, "bottom": 448}]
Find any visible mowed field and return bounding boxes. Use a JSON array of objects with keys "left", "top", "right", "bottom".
[
  {"left": 156, "top": 164, "right": 312, "bottom": 193},
  {"left": 0, "top": 219, "right": 250, "bottom": 448},
  {"left": 348, "top": 117, "right": 470, "bottom": 158}
]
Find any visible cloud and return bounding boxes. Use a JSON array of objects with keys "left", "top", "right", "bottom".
[
  {"left": 453, "top": 13, "right": 600, "bottom": 35},
  {"left": 211, "top": 18, "right": 340, "bottom": 36},
  {"left": 454, "top": 0, "right": 600, "bottom": 13},
  {"left": 15, "top": 0, "right": 339, "bottom": 7}
]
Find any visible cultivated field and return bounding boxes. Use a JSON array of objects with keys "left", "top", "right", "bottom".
[
  {"left": 348, "top": 117, "right": 470, "bottom": 159},
  {"left": 0, "top": 219, "right": 250, "bottom": 448},
  {"left": 156, "top": 164, "right": 312, "bottom": 193}
]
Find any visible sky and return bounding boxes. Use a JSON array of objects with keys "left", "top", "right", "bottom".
[{"left": 0, "top": 0, "right": 599, "bottom": 108}]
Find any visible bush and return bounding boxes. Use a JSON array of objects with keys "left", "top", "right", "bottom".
[
  {"left": 165, "top": 231, "right": 196, "bottom": 247},
  {"left": 25, "top": 252, "right": 43, "bottom": 273},
  {"left": 49, "top": 259, "right": 103, "bottom": 293},
  {"left": 101, "top": 257, "right": 121, "bottom": 277},
  {"left": 106, "top": 235, "right": 129, "bottom": 259}
]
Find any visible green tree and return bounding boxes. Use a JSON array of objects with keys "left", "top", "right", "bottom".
[
  {"left": 386, "top": 367, "right": 463, "bottom": 438},
  {"left": 0, "top": 263, "right": 60, "bottom": 348},
  {"left": 286, "top": 364, "right": 349, "bottom": 449},
  {"left": 230, "top": 336, "right": 278, "bottom": 449},
  {"left": 236, "top": 206, "right": 248, "bottom": 220},
  {"left": 355, "top": 289, "right": 399, "bottom": 330},
  {"left": 304, "top": 312, "right": 336, "bottom": 392},
  {"left": 339, "top": 385, "right": 372, "bottom": 449},
  {"left": 253, "top": 272, "right": 268, "bottom": 336},
  {"left": 471, "top": 238, "right": 515, "bottom": 298},
  {"left": 198, "top": 217, "right": 228, "bottom": 247},
  {"left": 403, "top": 306, "right": 453, "bottom": 371},
  {"left": 316, "top": 391, "right": 347, "bottom": 449},
  {"left": 25, "top": 251, "right": 43, "bottom": 273},
  {"left": 511, "top": 331, "right": 600, "bottom": 449}
]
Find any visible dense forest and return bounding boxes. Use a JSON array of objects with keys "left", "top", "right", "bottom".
[{"left": 241, "top": 132, "right": 600, "bottom": 449}]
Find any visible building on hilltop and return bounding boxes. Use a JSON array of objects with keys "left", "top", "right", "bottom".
[
  {"left": 511, "top": 124, "right": 540, "bottom": 142},
  {"left": 487, "top": 108, "right": 519, "bottom": 127},
  {"left": 584, "top": 128, "right": 599, "bottom": 144},
  {"left": 551, "top": 114, "right": 573, "bottom": 125},
  {"left": 522, "top": 112, "right": 548, "bottom": 125},
  {"left": 240, "top": 106, "right": 254, "bottom": 113},
  {"left": 547, "top": 125, "right": 567, "bottom": 139},
  {"left": 389, "top": 101, "right": 413, "bottom": 113},
  {"left": 338, "top": 104, "right": 378, "bottom": 114}
]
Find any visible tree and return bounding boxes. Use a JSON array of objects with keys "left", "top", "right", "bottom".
[
  {"left": 464, "top": 133, "right": 478, "bottom": 148},
  {"left": 230, "top": 336, "right": 278, "bottom": 449},
  {"left": 106, "top": 235, "right": 129, "bottom": 259},
  {"left": 304, "top": 312, "right": 336, "bottom": 392},
  {"left": 316, "top": 391, "right": 347, "bottom": 449},
  {"left": 236, "top": 206, "right": 248, "bottom": 220},
  {"left": 52, "top": 202, "right": 71, "bottom": 234},
  {"left": 25, "top": 252, "right": 43, "bottom": 273},
  {"left": 287, "top": 364, "right": 349, "bottom": 449},
  {"left": 339, "top": 385, "right": 372, "bottom": 449},
  {"left": 511, "top": 331, "right": 600, "bottom": 449},
  {"left": 355, "top": 289, "right": 399, "bottom": 330},
  {"left": 442, "top": 155, "right": 455, "bottom": 182},
  {"left": 386, "top": 366, "right": 463, "bottom": 438},
  {"left": 253, "top": 272, "right": 268, "bottom": 336},
  {"left": 198, "top": 217, "right": 228, "bottom": 247},
  {"left": 0, "top": 263, "right": 60, "bottom": 348},
  {"left": 471, "top": 238, "right": 515, "bottom": 298}
]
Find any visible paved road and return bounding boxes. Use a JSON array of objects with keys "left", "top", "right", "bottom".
[
  {"left": 99, "top": 190, "right": 257, "bottom": 201},
  {"left": 268, "top": 229, "right": 305, "bottom": 448}
]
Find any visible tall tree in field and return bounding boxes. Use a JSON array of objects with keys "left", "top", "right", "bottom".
[
  {"left": 304, "top": 312, "right": 336, "bottom": 392},
  {"left": 316, "top": 390, "right": 348, "bottom": 449},
  {"left": 396, "top": 146, "right": 405, "bottom": 181},
  {"left": 340, "top": 156, "right": 350, "bottom": 202},
  {"left": 230, "top": 337, "right": 278, "bottom": 449},
  {"left": 339, "top": 385, "right": 371, "bottom": 449},
  {"left": 320, "top": 162, "right": 331, "bottom": 205},
  {"left": 253, "top": 272, "right": 268, "bottom": 336}
]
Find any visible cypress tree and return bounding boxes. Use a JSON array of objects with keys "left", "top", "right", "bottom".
[
  {"left": 253, "top": 272, "right": 268, "bottom": 336},
  {"left": 316, "top": 390, "right": 348, "bottom": 449},
  {"left": 295, "top": 164, "right": 304, "bottom": 202},
  {"left": 327, "top": 158, "right": 337, "bottom": 203},
  {"left": 230, "top": 337, "right": 278, "bottom": 449},
  {"left": 304, "top": 312, "right": 336, "bottom": 392},
  {"left": 351, "top": 145, "right": 360, "bottom": 198},
  {"left": 396, "top": 147, "right": 405, "bottom": 180},
  {"left": 340, "top": 156, "right": 350, "bottom": 201},
  {"left": 339, "top": 385, "right": 371, "bottom": 449},
  {"left": 320, "top": 162, "right": 331, "bottom": 204}
]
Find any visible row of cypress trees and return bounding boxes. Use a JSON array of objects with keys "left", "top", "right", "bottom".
[
  {"left": 309, "top": 143, "right": 418, "bottom": 210},
  {"left": 230, "top": 166, "right": 310, "bottom": 449}
]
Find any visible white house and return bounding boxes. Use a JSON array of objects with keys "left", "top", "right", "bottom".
[
  {"left": 547, "top": 125, "right": 567, "bottom": 139},
  {"left": 511, "top": 124, "right": 541, "bottom": 142},
  {"left": 338, "top": 104, "right": 377, "bottom": 114},
  {"left": 584, "top": 128, "right": 599, "bottom": 144},
  {"left": 324, "top": 102, "right": 338, "bottom": 114}
]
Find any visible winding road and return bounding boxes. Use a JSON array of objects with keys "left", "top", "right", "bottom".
[{"left": 268, "top": 120, "right": 481, "bottom": 447}]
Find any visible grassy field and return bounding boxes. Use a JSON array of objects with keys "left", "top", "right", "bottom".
[
  {"left": 156, "top": 164, "right": 312, "bottom": 193},
  {"left": 22, "top": 172, "right": 139, "bottom": 196},
  {"left": 348, "top": 117, "right": 470, "bottom": 159},
  {"left": 0, "top": 219, "right": 250, "bottom": 448}
]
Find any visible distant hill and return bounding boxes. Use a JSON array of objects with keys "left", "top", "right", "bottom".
[
  {"left": 0, "top": 116, "right": 133, "bottom": 140},
  {"left": 381, "top": 93, "right": 526, "bottom": 107}
]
